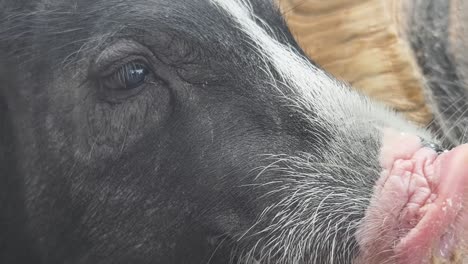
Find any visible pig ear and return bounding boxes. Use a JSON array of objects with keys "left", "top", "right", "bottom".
[{"left": 406, "top": 0, "right": 468, "bottom": 146}]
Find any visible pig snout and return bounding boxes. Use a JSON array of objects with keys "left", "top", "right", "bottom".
[{"left": 356, "top": 129, "right": 468, "bottom": 264}]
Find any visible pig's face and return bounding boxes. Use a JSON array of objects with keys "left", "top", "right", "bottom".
[{"left": 1, "top": 0, "right": 466, "bottom": 263}]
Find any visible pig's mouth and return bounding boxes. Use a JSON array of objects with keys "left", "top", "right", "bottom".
[{"left": 356, "top": 130, "right": 468, "bottom": 264}]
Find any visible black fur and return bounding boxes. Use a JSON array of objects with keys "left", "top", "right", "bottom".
[
  {"left": 0, "top": 1, "right": 332, "bottom": 263},
  {"left": 2, "top": 0, "right": 462, "bottom": 263}
]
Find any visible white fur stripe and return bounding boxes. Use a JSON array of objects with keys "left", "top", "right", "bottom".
[{"left": 210, "top": 0, "right": 429, "bottom": 139}]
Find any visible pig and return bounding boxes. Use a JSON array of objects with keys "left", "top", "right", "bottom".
[
  {"left": 406, "top": 0, "right": 468, "bottom": 146},
  {"left": 0, "top": 0, "right": 467, "bottom": 263}
]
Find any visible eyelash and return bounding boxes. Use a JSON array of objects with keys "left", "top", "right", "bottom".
[
  {"left": 96, "top": 60, "right": 153, "bottom": 103},
  {"left": 101, "top": 62, "right": 150, "bottom": 91}
]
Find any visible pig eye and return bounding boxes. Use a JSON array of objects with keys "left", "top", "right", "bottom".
[
  {"left": 97, "top": 61, "right": 154, "bottom": 103},
  {"left": 101, "top": 62, "right": 150, "bottom": 91}
]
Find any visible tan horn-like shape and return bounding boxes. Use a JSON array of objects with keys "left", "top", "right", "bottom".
[{"left": 278, "top": 0, "right": 432, "bottom": 125}]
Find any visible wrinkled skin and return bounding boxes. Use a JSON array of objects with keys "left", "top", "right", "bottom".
[{"left": 0, "top": 0, "right": 466, "bottom": 264}]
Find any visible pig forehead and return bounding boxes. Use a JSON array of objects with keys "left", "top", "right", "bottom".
[
  {"left": 15, "top": 0, "right": 294, "bottom": 80},
  {"left": 30, "top": 0, "right": 285, "bottom": 45},
  {"left": 11, "top": 0, "right": 321, "bottom": 97}
]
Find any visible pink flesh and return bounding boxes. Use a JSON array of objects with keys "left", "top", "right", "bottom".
[{"left": 356, "top": 130, "right": 468, "bottom": 264}]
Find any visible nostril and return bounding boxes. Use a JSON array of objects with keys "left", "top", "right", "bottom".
[{"left": 419, "top": 137, "right": 445, "bottom": 154}]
